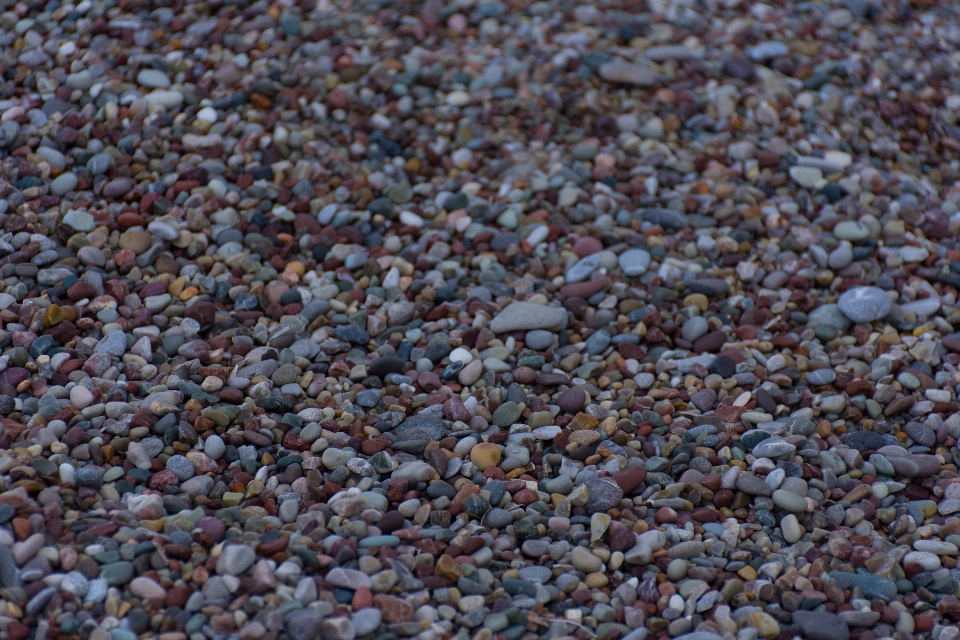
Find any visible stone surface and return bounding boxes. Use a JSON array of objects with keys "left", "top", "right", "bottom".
[
  {"left": 489, "top": 302, "right": 567, "bottom": 332},
  {"left": 0, "top": 4, "right": 956, "bottom": 640},
  {"left": 838, "top": 287, "right": 893, "bottom": 323}
]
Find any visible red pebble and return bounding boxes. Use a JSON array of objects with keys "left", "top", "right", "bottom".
[
  {"left": 117, "top": 212, "right": 144, "bottom": 228},
  {"left": 7, "top": 622, "right": 29, "bottom": 640},
  {"left": 913, "top": 615, "right": 933, "bottom": 632},
  {"left": 571, "top": 236, "right": 603, "bottom": 257},
  {"left": 352, "top": 586, "right": 373, "bottom": 609},
  {"left": 148, "top": 469, "right": 179, "bottom": 490},
  {"left": 655, "top": 507, "right": 678, "bottom": 523}
]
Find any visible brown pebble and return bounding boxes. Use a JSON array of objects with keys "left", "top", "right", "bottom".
[
  {"left": 559, "top": 278, "right": 610, "bottom": 299},
  {"left": 556, "top": 387, "right": 588, "bottom": 413}
]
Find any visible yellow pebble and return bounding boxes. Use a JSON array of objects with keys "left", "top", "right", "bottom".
[
  {"left": 738, "top": 566, "right": 758, "bottom": 580},
  {"left": 584, "top": 572, "right": 609, "bottom": 588},
  {"left": 140, "top": 519, "right": 165, "bottom": 532},
  {"left": 42, "top": 304, "right": 64, "bottom": 327},
  {"left": 168, "top": 277, "right": 186, "bottom": 297},
  {"left": 683, "top": 293, "right": 709, "bottom": 311}
]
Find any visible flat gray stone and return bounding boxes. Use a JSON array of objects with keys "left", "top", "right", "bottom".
[
  {"left": 792, "top": 610, "right": 850, "bottom": 640},
  {"left": 752, "top": 439, "right": 797, "bottom": 458},
  {"left": 687, "top": 279, "right": 730, "bottom": 297},
  {"left": 644, "top": 45, "right": 703, "bottom": 62},
  {"left": 827, "top": 573, "right": 896, "bottom": 601},
  {"left": 807, "top": 369, "right": 836, "bottom": 385},
  {"left": 838, "top": 286, "right": 892, "bottom": 323},
  {"left": 790, "top": 166, "right": 823, "bottom": 189},
  {"left": 639, "top": 208, "right": 687, "bottom": 229},
  {"left": 748, "top": 41, "right": 789, "bottom": 61},
  {"left": 62, "top": 210, "right": 95, "bottom": 231},
  {"left": 490, "top": 301, "right": 567, "bottom": 332},
  {"left": 216, "top": 545, "right": 256, "bottom": 575},
  {"left": 681, "top": 317, "right": 709, "bottom": 342},
  {"left": 286, "top": 609, "right": 326, "bottom": 640},
  {"left": 833, "top": 221, "right": 871, "bottom": 241},
  {"left": 95, "top": 331, "right": 127, "bottom": 356},
  {"left": 772, "top": 489, "right": 807, "bottom": 512},
  {"left": 51, "top": 173, "right": 79, "bottom": 196},
  {"left": 900, "top": 298, "right": 940, "bottom": 317},
  {"left": 325, "top": 567, "right": 373, "bottom": 590},
  {"left": 598, "top": 59, "right": 660, "bottom": 86},
  {"left": 667, "top": 541, "right": 705, "bottom": 559},
  {"left": 394, "top": 414, "right": 447, "bottom": 441},
  {"left": 525, "top": 330, "right": 554, "bottom": 350},
  {"left": 566, "top": 255, "right": 601, "bottom": 283},
  {"left": 585, "top": 478, "right": 624, "bottom": 513},
  {"left": 619, "top": 248, "right": 651, "bottom": 276},
  {"left": 137, "top": 69, "right": 171, "bottom": 88},
  {"left": 352, "top": 609, "right": 381, "bottom": 637},
  {"left": 807, "top": 304, "right": 851, "bottom": 330},
  {"left": 736, "top": 475, "right": 772, "bottom": 497}
]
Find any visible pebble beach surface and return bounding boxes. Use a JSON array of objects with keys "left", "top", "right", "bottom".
[{"left": 2, "top": 1, "right": 960, "bottom": 640}]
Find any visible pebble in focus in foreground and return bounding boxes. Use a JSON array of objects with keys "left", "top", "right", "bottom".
[{"left": 1, "top": 1, "right": 960, "bottom": 640}]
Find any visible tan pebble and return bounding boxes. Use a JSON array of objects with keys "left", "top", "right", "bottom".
[
  {"left": 584, "top": 572, "right": 608, "bottom": 588},
  {"left": 469, "top": 443, "right": 501, "bottom": 470},
  {"left": 683, "top": 293, "right": 709, "bottom": 311}
]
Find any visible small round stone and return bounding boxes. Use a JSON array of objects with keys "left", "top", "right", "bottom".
[
  {"left": 781, "top": 514, "right": 805, "bottom": 543},
  {"left": 166, "top": 455, "right": 195, "bottom": 482}
]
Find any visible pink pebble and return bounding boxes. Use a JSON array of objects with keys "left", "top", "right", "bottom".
[
  {"left": 572, "top": 236, "right": 603, "bottom": 257},
  {"left": 447, "top": 13, "right": 467, "bottom": 33}
]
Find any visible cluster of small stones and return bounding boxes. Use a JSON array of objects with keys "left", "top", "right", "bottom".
[{"left": 4, "top": 2, "right": 960, "bottom": 640}]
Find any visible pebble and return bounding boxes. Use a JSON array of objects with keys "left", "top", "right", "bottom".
[
  {"left": 838, "top": 286, "right": 893, "bottom": 323},
  {"left": 136, "top": 69, "right": 171, "bottom": 88},
  {"left": 771, "top": 489, "right": 807, "bottom": 513},
  {"left": 781, "top": 514, "right": 804, "bottom": 543},
  {"left": 807, "top": 369, "right": 836, "bottom": 385},
  {"left": 789, "top": 166, "right": 824, "bottom": 189},
  {"left": 748, "top": 41, "right": 789, "bottom": 61},
  {"left": 619, "top": 249, "right": 651, "bottom": 276},
  {"left": 50, "top": 172, "right": 78, "bottom": 196},
  {"left": 833, "top": 221, "right": 871, "bottom": 242},
  {"left": 791, "top": 611, "right": 850, "bottom": 640},
  {"left": 489, "top": 301, "right": 567, "bottom": 332},
  {"left": 216, "top": 545, "right": 256, "bottom": 576},
  {"left": 524, "top": 330, "right": 554, "bottom": 350},
  {"left": 598, "top": 59, "right": 659, "bottom": 86}
]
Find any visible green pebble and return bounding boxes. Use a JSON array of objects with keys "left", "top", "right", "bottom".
[{"left": 358, "top": 535, "right": 400, "bottom": 548}]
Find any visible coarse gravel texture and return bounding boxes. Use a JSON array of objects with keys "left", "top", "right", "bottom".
[{"left": 1, "top": 2, "right": 960, "bottom": 640}]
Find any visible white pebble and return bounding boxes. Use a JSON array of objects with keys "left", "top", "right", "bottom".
[
  {"left": 196, "top": 106, "right": 218, "bottom": 122},
  {"left": 70, "top": 386, "right": 93, "bottom": 409},
  {"left": 399, "top": 211, "right": 424, "bottom": 227},
  {"left": 449, "top": 347, "right": 473, "bottom": 365},
  {"left": 447, "top": 91, "right": 470, "bottom": 107}
]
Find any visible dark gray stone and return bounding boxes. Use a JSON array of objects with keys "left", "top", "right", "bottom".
[
  {"left": 585, "top": 479, "right": 624, "bottom": 513},
  {"left": 841, "top": 431, "right": 883, "bottom": 452},
  {"left": 792, "top": 610, "right": 850, "bottom": 640},
  {"left": 334, "top": 324, "right": 369, "bottom": 344},
  {"left": 394, "top": 414, "right": 447, "bottom": 442},
  {"left": 639, "top": 208, "right": 687, "bottom": 229}
]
